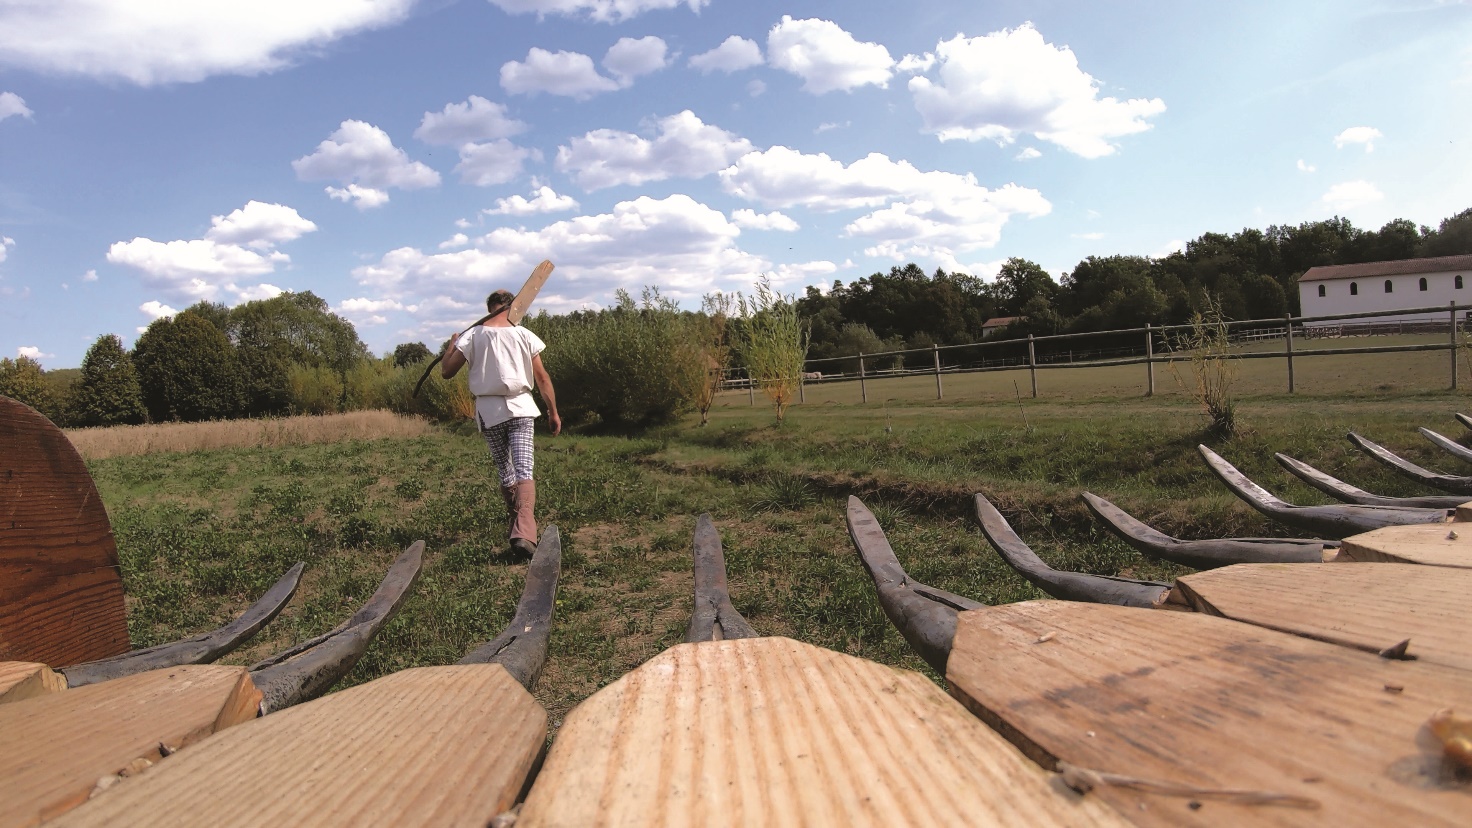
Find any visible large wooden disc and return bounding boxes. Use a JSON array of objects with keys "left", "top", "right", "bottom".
[
  {"left": 948, "top": 601, "right": 1472, "bottom": 827},
  {"left": 0, "top": 664, "right": 260, "bottom": 828},
  {"left": 0, "top": 397, "right": 129, "bottom": 666},
  {"left": 1171, "top": 562, "right": 1472, "bottom": 672},
  {"left": 54, "top": 665, "right": 546, "bottom": 828},
  {"left": 518, "top": 637, "right": 1128, "bottom": 827}
]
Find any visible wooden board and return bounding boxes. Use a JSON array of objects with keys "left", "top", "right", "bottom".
[
  {"left": 1171, "top": 562, "right": 1472, "bottom": 672},
  {"left": 948, "top": 600, "right": 1472, "bottom": 827},
  {"left": 0, "top": 664, "right": 260, "bottom": 828},
  {"left": 1453, "top": 502, "right": 1472, "bottom": 522},
  {"left": 517, "top": 637, "right": 1128, "bottom": 828},
  {"left": 54, "top": 665, "right": 546, "bottom": 828},
  {"left": 0, "top": 396, "right": 130, "bottom": 666},
  {"left": 1337, "top": 523, "right": 1472, "bottom": 568},
  {"left": 0, "top": 660, "right": 65, "bottom": 704}
]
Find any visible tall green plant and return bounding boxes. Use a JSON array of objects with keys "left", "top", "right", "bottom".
[
  {"left": 687, "top": 293, "right": 734, "bottom": 426},
  {"left": 737, "top": 277, "right": 810, "bottom": 424},
  {"left": 1168, "top": 295, "right": 1239, "bottom": 436},
  {"left": 66, "top": 334, "right": 146, "bottom": 426}
]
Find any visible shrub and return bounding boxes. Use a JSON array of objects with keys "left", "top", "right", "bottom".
[
  {"left": 0, "top": 355, "right": 57, "bottom": 417},
  {"left": 286, "top": 363, "right": 345, "bottom": 415},
  {"left": 1168, "top": 296, "right": 1239, "bottom": 437},
  {"left": 737, "top": 277, "right": 810, "bottom": 424},
  {"left": 526, "top": 288, "right": 708, "bottom": 430},
  {"left": 132, "top": 312, "right": 246, "bottom": 422}
]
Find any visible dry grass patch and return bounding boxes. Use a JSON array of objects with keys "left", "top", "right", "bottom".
[{"left": 66, "top": 410, "right": 432, "bottom": 459}]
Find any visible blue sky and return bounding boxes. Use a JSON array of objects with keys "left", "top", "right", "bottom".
[{"left": 2, "top": 0, "right": 1469, "bottom": 367}]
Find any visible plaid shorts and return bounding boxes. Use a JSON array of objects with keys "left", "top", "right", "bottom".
[{"left": 479, "top": 416, "right": 535, "bottom": 488}]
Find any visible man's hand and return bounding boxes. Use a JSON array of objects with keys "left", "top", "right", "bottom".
[{"left": 548, "top": 410, "right": 562, "bottom": 436}]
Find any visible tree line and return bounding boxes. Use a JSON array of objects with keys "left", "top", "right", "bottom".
[{"left": 799, "top": 207, "right": 1472, "bottom": 360}]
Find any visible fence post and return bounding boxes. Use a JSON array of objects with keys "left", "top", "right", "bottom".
[
  {"left": 1027, "top": 334, "right": 1038, "bottom": 399},
  {"left": 933, "top": 344, "right": 943, "bottom": 400},
  {"left": 798, "top": 374, "right": 805, "bottom": 404},
  {"left": 1452, "top": 301, "right": 1459, "bottom": 391},
  {"left": 859, "top": 351, "right": 868, "bottom": 404},
  {"left": 748, "top": 371, "right": 754, "bottom": 406},
  {"left": 1145, "top": 324, "right": 1154, "bottom": 397},
  {"left": 1285, "top": 314, "right": 1295, "bottom": 394}
]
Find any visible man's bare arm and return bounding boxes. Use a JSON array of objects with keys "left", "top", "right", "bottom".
[
  {"left": 531, "top": 354, "right": 561, "bottom": 436},
  {"left": 440, "top": 336, "right": 467, "bottom": 378}
]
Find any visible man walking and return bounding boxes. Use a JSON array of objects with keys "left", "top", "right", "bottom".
[{"left": 440, "top": 289, "right": 561, "bottom": 556}]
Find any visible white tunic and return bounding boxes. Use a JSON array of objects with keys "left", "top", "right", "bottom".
[{"left": 454, "top": 325, "right": 545, "bottom": 428}]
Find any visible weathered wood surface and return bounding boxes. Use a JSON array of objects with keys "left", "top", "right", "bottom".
[
  {"left": 1274, "top": 452, "right": 1472, "bottom": 509},
  {"left": 0, "top": 660, "right": 65, "bottom": 704},
  {"left": 1419, "top": 427, "right": 1472, "bottom": 465},
  {"left": 1082, "top": 491, "right": 1332, "bottom": 569},
  {"left": 458, "top": 526, "right": 561, "bottom": 689},
  {"left": 0, "top": 396, "right": 130, "bottom": 666},
  {"left": 1337, "top": 524, "right": 1472, "bottom": 568},
  {"left": 1170, "top": 562, "right": 1472, "bottom": 672},
  {"left": 948, "top": 601, "right": 1472, "bottom": 827},
  {"left": 1456, "top": 502, "right": 1472, "bottom": 523},
  {"left": 0, "top": 664, "right": 261, "bottom": 828},
  {"left": 55, "top": 665, "right": 546, "bottom": 828},
  {"left": 517, "top": 637, "right": 1129, "bottom": 828},
  {"left": 683, "top": 514, "right": 757, "bottom": 643},
  {"left": 1350, "top": 432, "right": 1472, "bottom": 495}
]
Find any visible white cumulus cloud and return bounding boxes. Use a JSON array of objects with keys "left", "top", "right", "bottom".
[
  {"left": 326, "top": 184, "right": 391, "bottom": 210},
  {"left": 139, "top": 300, "right": 179, "bottom": 320},
  {"left": 455, "top": 139, "right": 539, "bottom": 186},
  {"left": 0, "top": 235, "right": 13, "bottom": 263},
  {"left": 501, "top": 48, "right": 620, "bottom": 99},
  {"left": 603, "top": 36, "right": 670, "bottom": 87},
  {"left": 107, "top": 200, "right": 313, "bottom": 303},
  {"left": 1321, "top": 180, "right": 1384, "bottom": 211},
  {"left": 1334, "top": 126, "right": 1382, "bottom": 152},
  {"left": 557, "top": 110, "right": 754, "bottom": 190},
  {"left": 731, "top": 209, "right": 799, "bottom": 231},
  {"left": 351, "top": 193, "right": 769, "bottom": 326},
  {"left": 292, "top": 120, "right": 440, "bottom": 208},
  {"left": 1016, "top": 147, "right": 1042, "bottom": 160},
  {"left": 484, "top": 0, "right": 710, "bottom": 24},
  {"left": 720, "top": 147, "right": 1050, "bottom": 258},
  {"left": 82, "top": 269, "right": 98, "bottom": 282},
  {"left": 908, "top": 24, "right": 1166, "bottom": 158},
  {"left": 689, "top": 36, "right": 763, "bottom": 73},
  {"left": 439, "top": 233, "right": 470, "bottom": 250},
  {"left": 17, "top": 346, "right": 53, "bottom": 360},
  {"left": 204, "top": 201, "right": 317, "bottom": 248},
  {"left": 767, "top": 16, "right": 894, "bottom": 94},
  {"left": 0, "top": 1, "right": 416, "bottom": 85},
  {"left": 414, "top": 96, "right": 527, "bottom": 145},
  {"left": 1297, "top": 159, "right": 1316, "bottom": 173},
  {"left": 0, "top": 91, "right": 32, "bottom": 121},
  {"left": 485, "top": 186, "right": 581, "bottom": 215}
]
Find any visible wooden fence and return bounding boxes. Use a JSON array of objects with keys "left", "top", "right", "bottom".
[{"left": 724, "top": 301, "right": 1471, "bottom": 404}]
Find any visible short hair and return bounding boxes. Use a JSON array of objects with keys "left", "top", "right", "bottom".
[{"left": 486, "top": 289, "right": 514, "bottom": 314}]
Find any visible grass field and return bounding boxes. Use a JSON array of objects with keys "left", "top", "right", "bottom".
[{"left": 81, "top": 364, "right": 1472, "bottom": 729}]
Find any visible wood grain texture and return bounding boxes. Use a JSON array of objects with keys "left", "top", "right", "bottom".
[
  {"left": 518, "top": 637, "right": 1128, "bottom": 828},
  {"left": 54, "top": 665, "right": 546, "bottom": 828},
  {"left": 1173, "top": 562, "right": 1472, "bottom": 672},
  {"left": 1337, "top": 524, "right": 1472, "bottom": 568},
  {"left": 0, "top": 660, "right": 65, "bottom": 704},
  {"left": 0, "top": 396, "right": 129, "bottom": 666},
  {"left": 0, "top": 664, "right": 261, "bottom": 828},
  {"left": 1454, "top": 502, "right": 1472, "bottom": 522},
  {"left": 948, "top": 601, "right": 1472, "bottom": 827}
]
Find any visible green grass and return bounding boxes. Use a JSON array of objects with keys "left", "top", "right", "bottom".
[{"left": 87, "top": 378, "right": 1472, "bottom": 725}]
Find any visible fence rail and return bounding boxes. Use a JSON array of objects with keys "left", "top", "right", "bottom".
[{"left": 723, "top": 301, "right": 1470, "bottom": 404}]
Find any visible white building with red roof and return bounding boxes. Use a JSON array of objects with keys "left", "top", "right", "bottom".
[{"left": 1297, "top": 254, "right": 1472, "bottom": 322}]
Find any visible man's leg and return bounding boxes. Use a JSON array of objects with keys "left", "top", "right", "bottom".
[
  {"left": 480, "top": 419, "right": 520, "bottom": 541},
  {"left": 507, "top": 418, "right": 538, "bottom": 552}
]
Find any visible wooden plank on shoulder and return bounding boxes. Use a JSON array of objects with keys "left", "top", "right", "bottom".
[
  {"left": 1337, "top": 523, "right": 1472, "bottom": 568},
  {"left": 0, "top": 396, "right": 130, "bottom": 667},
  {"left": 517, "top": 637, "right": 1129, "bottom": 828},
  {"left": 53, "top": 664, "right": 546, "bottom": 828},
  {"left": 0, "top": 661, "right": 65, "bottom": 704},
  {"left": 948, "top": 600, "right": 1472, "bottom": 827},
  {"left": 1172, "top": 562, "right": 1472, "bottom": 672},
  {"left": 0, "top": 664, "right": 260, "bottom": 828}
]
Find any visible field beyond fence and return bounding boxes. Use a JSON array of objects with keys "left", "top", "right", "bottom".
[{"left": 65, "top": 410, "right": 432, "bottom": 459}]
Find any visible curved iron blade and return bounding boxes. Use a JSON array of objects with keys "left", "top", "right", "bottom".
[
  {"left": 1081, "top": 492, "right": 1328, "bottom": 570},
  {"left": 1348, "top": 432, "right": 1472, "bottom": 495},
  {"left": 1274, "top": 453, "right": 1471, "bottom": 509},
  {"left": 250, "top": 541, "right": 424, "bottom": 714},
  {"left": 846, "top": 496, "right": 981, "bottom": 674},
  {"left": 972, "top": 493, "right": 1170, "bottom": 607},
  {"left": 1200, "top": 444, "right": 1449, "bottom": 538},
  {"left": 684, "top": 514, "right": 757, "bottom": 643},
  {"left": 60, "top": 563, "right": 305, "bottom": 688},
  {"left": 459, "top": 526, "right": 561, "bottom": 692},
  {"left": 1457, "top": 412, "right": 1472, "bottom": 432},
  {"left": 1419, "top": 427, "right": 1472, "bottom": 465}
]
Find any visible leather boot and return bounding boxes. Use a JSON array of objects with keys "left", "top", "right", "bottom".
[
  {"left": 500, "top": 484, "right": 516, "bottom": 534},
  {"left": 510, "top": 478, "right": 538, "bottom": 545}
]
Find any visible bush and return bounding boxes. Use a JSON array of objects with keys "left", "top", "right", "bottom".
[
  {"left": 132, "top": 312, "right": 246, "bottom": 422},
  {"left": 737, "top": 278, "right": 810, "bottom": 424},
  {"left": 0, "top": 355, "right": 57, "bottom": 417},
  {"left": 525, "top": 288, "right": 708, "bottom": 430},
  {"left": 286, "top": 363, "right": 345, "bottom": 415}
]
